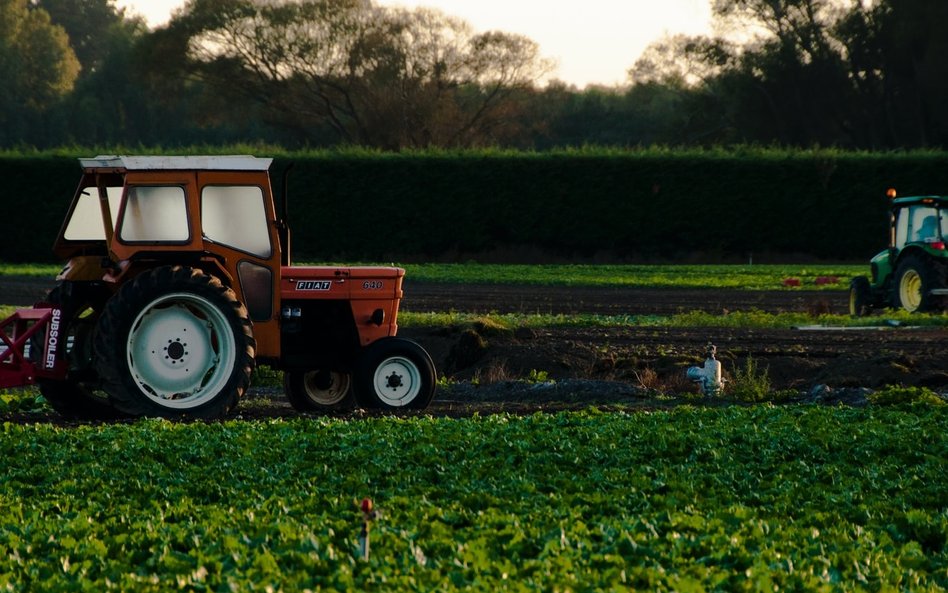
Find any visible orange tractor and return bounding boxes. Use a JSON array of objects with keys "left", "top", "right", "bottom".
[{"left": 0, "top": 156, "right": 436, "bottom": 419}]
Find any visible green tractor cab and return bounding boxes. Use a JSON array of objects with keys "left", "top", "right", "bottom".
[{"left": 850, "top": 190, "right": 948, "bottom": 315}]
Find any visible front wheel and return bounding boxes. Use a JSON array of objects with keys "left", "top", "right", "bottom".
[
  {"left": 284, "top": 370, "right": 354, "bottom": 412},
  {"left": 848, "top": 276, "right": 873, "bottom": 317},
  {"left": 354, "top": 338, "right": 436, "bottom": 410}
]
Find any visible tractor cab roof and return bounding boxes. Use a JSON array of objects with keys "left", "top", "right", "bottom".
[
  {"left": 891, "top": 195, "right": 948, "bottom": 208},
  {"left": 79, "top": 155, "right": 273, "bottom": 173}
]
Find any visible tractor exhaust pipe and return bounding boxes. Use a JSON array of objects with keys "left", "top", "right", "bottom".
[{"left": 278, "top": 162, "right": 295, "bottom": 266}]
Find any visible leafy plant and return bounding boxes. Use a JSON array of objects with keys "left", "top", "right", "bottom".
[
  {"left": 728, "top": 355, "right": 772, "bottom": 402},
  {"left": 521, "top": 369, "right": 554, "bottom": 384},
  {"left": 251, "top": 364, "right": 283, "bottom": 387},
  {"left": 0, "top": 388, "right": 48, "bottom": 414},
  {"left": 868, "top": 385, "right": 946, "bottom": 406}
]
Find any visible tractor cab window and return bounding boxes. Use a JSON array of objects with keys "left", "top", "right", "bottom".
[
  {"left": 201, "top": 185, "right": 272, "bottom": 258},
  {"left": 63, "top": 186, "right": 121, "bottom": 241},
  {"left": 895, "top": 205, "right": 944, "bottom": 248},
  {"left": 119, "top": 186, "right": 190, "bottom": 243}
]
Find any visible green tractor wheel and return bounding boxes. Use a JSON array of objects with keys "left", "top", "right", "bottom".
[
  {"left": 848, "top": 276, "right": 872, "bottom": 317},
  {"left": 892, "top": 255, "right": 946, "bottom": 313}
]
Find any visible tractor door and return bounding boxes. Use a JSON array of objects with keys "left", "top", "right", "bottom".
[{"left": 196, "top": 171, "right": 283, "bottom": 358}]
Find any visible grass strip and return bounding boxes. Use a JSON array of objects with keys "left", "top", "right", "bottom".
[
  {"left": 398, "top": 263, "right": 862, "bottom": 290},
  {"left": 0, "top": 263, "right": 863, "bottom": 290}
]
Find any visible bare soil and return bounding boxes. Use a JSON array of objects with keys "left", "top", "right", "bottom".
[
  {"left": 3, "top": 277, "right": 946, "bottom": 421},
  {"left": 399, "top": 281, "right": 948, "bottom": 396}
]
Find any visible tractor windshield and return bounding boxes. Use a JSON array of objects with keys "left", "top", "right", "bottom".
[
  {"left": 894, "top": 205, "right": 946, "bottom": 248},
  {"left": 63, "top": 185, "right": 122, "bottom": 241}
]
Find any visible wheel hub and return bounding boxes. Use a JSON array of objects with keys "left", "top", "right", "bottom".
[
  {"left": 300, "top": 370, "right": 351, "bottom": 406},
  {"left": 372, "top": 356, "right": 421, "bottom": 407},
  {"left": 166, "top": 340, "right": 186, "bottom": 361},
  {"left": 900, "top": 269, "right": 922, "bottom": 311},
  {"left": 385, "top": 372, "right": 404, "bottom": 390}
]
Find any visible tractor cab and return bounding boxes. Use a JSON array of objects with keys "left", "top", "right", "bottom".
[{"left": 891, "top": 198, "right": 947, "bottom": 250}]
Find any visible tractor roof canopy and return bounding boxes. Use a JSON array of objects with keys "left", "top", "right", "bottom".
[
  {"left": 79, "top": 155, "right": 273, "bottom": 173},
  {"left": 892, "top": 195, "right": 948, "bottom": 208}
]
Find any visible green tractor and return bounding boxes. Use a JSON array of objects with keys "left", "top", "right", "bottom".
[{"left": 850, "top": 189, "right": 948, "bottom": 316}]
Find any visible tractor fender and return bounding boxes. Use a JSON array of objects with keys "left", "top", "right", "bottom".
[
  {"left": 57, "top": 256, "right": 108, "bottom": 283},
  {"left": 102, "top": 256, "right": 234, "bottom": 289},
  {"left": 893, "top": 245, "right": 943, "bottom": 276}
]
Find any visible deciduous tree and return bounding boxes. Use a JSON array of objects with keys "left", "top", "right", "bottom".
[
  {"left": 178, "top": 0, "right": 551, "bottom": 148},
  {"left": 0, "top": 0, "right": 79, "bottom": 144}
]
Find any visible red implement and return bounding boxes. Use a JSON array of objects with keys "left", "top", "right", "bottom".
[{"left": 0, "top": 306, "right": 64, "bottom": 388}]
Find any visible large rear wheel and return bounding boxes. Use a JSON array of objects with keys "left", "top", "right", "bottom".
[
  {"left": 354, "top": 338, "right": 436, "bottom": 410},
  {"left": 893, "top": 255, "right": 946, "bottom": 313},
  {"left": 94, "top": 266, "right": 255, "bottom": 419}
]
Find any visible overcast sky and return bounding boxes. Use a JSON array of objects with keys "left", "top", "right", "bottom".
[{"left": 115, "top": 0, "right": 714, "bottom": 88}]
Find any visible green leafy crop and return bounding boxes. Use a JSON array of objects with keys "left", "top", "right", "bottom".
[{"left": 0, "top": 406, "right": 944, "bottom": 591}]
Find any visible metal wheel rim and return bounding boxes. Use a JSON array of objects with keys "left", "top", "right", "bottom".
[
  {"left": 848, "top": 289, "right": 858, "bottom": 315},
  {"left": 899, "top": 269, "right": 922, "bottom": 312},
  {"left": 127, "top": 292, "right": 236, "bottom": 409},
  {"left": 302, "top": 371, "right": 351, "bottom": 406},
  {"left": 372, "top": 356, "right": 422, "bottom": 407}
]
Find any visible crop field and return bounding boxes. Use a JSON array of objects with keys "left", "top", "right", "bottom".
[
  {"left": 0, "top": 406, "right": 945, "bottom": 591},
  {"left": 1, "top": 263, "right": 947, "bottom": 590}
]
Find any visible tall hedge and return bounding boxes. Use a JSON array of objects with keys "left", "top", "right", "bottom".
[{"left": 3, "top": 150, "right": 948, "bottom": 264}]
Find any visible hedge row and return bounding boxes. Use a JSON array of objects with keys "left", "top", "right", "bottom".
[{"left": 3, "top": 150, "right": 948, "bottom": 263}]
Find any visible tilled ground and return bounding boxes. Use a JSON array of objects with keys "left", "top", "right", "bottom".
[
  {"left": 400, "top": 282, "right": 948, "bottom": 397},
  {"left": 3, "top": 278, "right": 946, "bottom": 420},
  {"left": 403, "top": 282, "right": 848, "bottom": 316}
]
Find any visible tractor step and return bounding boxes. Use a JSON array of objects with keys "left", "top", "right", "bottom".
[{"left": 930, "top": 289, "right": 948, "bottom": 295}]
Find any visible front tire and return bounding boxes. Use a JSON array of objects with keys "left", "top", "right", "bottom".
[
  {"left": 94, "top": 266, "right": 255, "bottom": 419},
  {"left": 893, "top": 255, "right": 946, "bottom": 313},
  {"left": 354, "top": 338, "right": 436, "bottom": 410},
  {"left": 848, "top": 276, "right": 873, "bottom": 317},
  {"left": 284, "top": 370, "right": 354, "bottom": 412}
]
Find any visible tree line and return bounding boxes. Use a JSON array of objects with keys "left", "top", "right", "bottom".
[{"left": 5, "top": 0, "right": 946, "bottom": 150}]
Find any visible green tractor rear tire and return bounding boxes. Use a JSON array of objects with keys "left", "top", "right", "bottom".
[{"left": 892, "top": 255, "right": 946, "bottom": 313}]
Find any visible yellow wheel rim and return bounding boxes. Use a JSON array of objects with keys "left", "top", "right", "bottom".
[{"left": 899, "top": 269, "right": 922, "bottom": 312}]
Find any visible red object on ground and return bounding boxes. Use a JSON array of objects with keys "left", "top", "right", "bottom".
[
  {"left": 814, "top": 276, "right": 839, "bottom": 285},
  {"left": 782, "top": 278, "right": 802, "bottom": 287}
]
